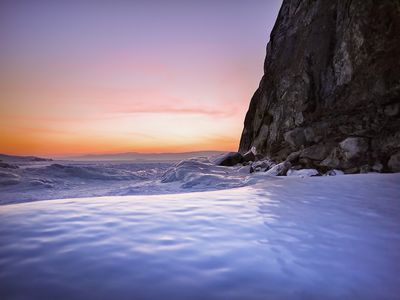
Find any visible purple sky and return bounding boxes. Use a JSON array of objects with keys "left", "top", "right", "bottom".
[{"left": 0, "top": 0, "right": 282, "bottom": 155}]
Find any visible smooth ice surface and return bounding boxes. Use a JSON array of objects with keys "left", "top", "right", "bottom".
[{"left": 1, "top": 174, "right": 400, "bottom": 299}]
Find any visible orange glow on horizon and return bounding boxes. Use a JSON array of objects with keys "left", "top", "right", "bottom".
[
  {"left": 0, "top": 108, "right": 243, "bottom": 156},
  {"left": 0, "top": 55, "right": 252, "bottom": 157},
  {"left": 0, "top": 130, "right": 239, "bottom": 157},
  {"left": 0, "top": 1, "right": 282, "bottom": 157}
]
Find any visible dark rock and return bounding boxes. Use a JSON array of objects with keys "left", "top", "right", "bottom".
[
  {"left": 239, "top": 0, "right": 400, "bottom": 172},
  {"left": 343, "top": 167, "right": 360, "bottom": 174},
  {"left": 320, "top": 147, "right": 343, "bottom": 169},
  {"left": 359, "top": 165, "right": 371, "bottom": 174},
  {"left": 384, "top": 103, "right": 399, "bottom": 117},
  {"left": 214, "top": 152, "right": 243, "bottom": 166},
  {"left": 339, "top": 137, "right": 369, "bottom": 161},
  {"left": 372, "top": 162, "right": 384, "bottom": 173},
  {"left": 265, "top": 161, "right": 291, "bottom": 176},
  {"left": 273, "top": 147, "right": 293, "bottom": 162},
  {"left": 242, "top": 149, "right": 256, "bottom": 163},
  {"left": 319, "top": 139, "right": 370, "bottom": 171},
  {"left": 254, "top": 154, "right": 265, "bottom": 161},
  {"left": 292, "top": 165, "right": 303, "bottom": 171},
  {"left": 298, "top": 157, "right": 313, "bottom": 168},
  {"left": 286, "top": 150, "right": 301, "bottom": 163},
  {"left": 300, "top": 143, "right": 334, "bottom": 161},
  {"left": 303, "top": 127, "right": 317, "bottom": 144},
  {"left": 325, "top": 169, "right": 345, "bottom": 176},
  {"left": 250, "top": 160, "right": 275, "bottom": 173},
  {"left": 388, "top": 152, "right": 400, "bottom": 172},
  {"left": 284, "top": 128, "right": 306, "bottom": 148}
]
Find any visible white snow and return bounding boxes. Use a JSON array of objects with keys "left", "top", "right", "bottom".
[
  {"left": 326, "top": 169, "right": 345, "bottom": 176},
  {"left": 287, "top": 168, "right": 319, "bottom": 177},
  {"left": 0, "top": 173, "right": 399, "bottom": 299}
]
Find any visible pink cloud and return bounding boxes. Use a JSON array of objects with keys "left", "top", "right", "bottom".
[{"left": 117, "top": 105, "right": 237, "bottom": 117}]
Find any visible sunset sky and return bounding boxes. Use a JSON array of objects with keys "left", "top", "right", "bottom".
[{"left": 0, "top": 0, "right": 282, "bottom": 157}]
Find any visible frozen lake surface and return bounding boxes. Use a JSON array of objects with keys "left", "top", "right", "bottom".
[
  {"left": 1, "top": 173, "right": 399, "bottom": 299},
  {"left": 0, "top": 157, "right": 249, "bottom": 204}
]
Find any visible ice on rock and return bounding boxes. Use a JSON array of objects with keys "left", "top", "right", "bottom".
[
  {"left": 287, "top": 168, "right": 319, "bottom": 177},
  {"left": 242, "top": 147, "right": 257, "bottom": 162},
  {"left": 250, "top": 159, "right": 275, "bottom": 172},
  {"left": 264, "top": 161, "right": 291, "bottom": 176},
  {"left": 326, "top": 169, "right": 345, "bottom": 176},
  {"left": 161, "top": 158, "right": 247, "bottom": 189},
  {"left": 161, "top": 158, "right": 213, "bottom": 183},
  {"left": 212, "top": 152, "right": 243, "bottom": 166}
]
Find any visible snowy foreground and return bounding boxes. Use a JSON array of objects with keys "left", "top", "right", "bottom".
[{"left": 1, "top": 171, "right": 399, "bottom": 299}]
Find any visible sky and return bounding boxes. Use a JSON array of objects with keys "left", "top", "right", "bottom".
[{"left": 0, "top": 0, "right": 282, "bottom": 157}]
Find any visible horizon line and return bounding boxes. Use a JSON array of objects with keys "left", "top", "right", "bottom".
[{"left": 0, "top": 149, "right": 235, "bottom": 159}]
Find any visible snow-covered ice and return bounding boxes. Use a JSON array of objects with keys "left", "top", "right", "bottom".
[
  {"left": 287, "top": 168, "right": 319, "bottom": 177},
  {"left": 0, "top": 169, "right": 399, "bottom": 299},
  {"left": 0, "top": 157, "right": 250, "bottom": 204}
]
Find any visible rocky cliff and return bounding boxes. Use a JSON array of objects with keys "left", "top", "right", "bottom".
[{"left": 239, "top": 0, "right": 400, "bottom": 173}]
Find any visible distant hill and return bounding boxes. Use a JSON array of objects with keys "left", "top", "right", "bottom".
[
  {"left": 61, "top": 151, "right": 227, "bottom": 161},
  {"left": 0, "top": 154, "right": 52, "bottom": 162}
]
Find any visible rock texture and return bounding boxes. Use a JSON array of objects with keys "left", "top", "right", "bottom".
[
  {"left": 239, "top": 0, "right": 400, "bottom": 172},
  {"left": 214, "top": 152, "right": 243, "bottom": 166}
]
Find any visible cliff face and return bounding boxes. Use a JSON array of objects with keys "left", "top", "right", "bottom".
[{"left": 239, "top": 0, "right": 400, "bottom": 172}]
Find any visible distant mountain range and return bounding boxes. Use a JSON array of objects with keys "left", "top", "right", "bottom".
[
  {"left": 61, "top": 151, "right": 226, "bottom": 161},
  {"left": 0, "top": 154, "right": 53, "bottom": 162},
  {"left": 0, "top": 151, "right": 227, "bottom": 162}
]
